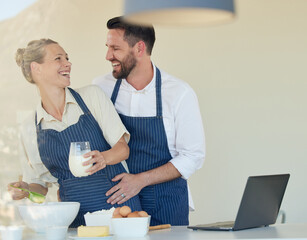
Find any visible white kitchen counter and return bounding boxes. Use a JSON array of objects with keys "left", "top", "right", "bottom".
[{"left": 15, "top": 223, "right": 307, "bottom": 240}]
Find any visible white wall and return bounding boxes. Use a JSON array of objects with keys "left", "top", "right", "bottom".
[{"left": 0, "top": 0, "right": 306, "bottom": 225}]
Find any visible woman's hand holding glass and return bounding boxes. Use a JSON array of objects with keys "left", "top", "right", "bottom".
[
  {"left": 83, "top": 151, "right": 107, "bottom": 175},
  {"left": 69, "top": 141, "right": 107, "bottom": 177}
]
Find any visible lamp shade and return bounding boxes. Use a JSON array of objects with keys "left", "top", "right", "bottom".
[{"left": 123, "top": 0, "right": 235, "bottom": 26}]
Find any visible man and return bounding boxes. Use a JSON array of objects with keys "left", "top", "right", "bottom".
[{"left": 93, "top": 16, "right": 205, "bottom": 226}]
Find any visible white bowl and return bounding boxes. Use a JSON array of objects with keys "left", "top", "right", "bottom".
[
  {"left": 111, "top": 216, "right": 150, "bottom": 237},
  {"left": 46, "top": 226, "right": 68, "bottom": 240},
  {"left": 0, "top": 226, "right": 24, "bottom": 240},
  {"left": 85, "top": 212, "right": 113, "bottom": 233},
  {"left": 18, "top": 202, "right": 80, "bottom": 233}
]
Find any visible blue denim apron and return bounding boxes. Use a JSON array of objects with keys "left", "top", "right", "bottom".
[
  {"left": 35, "top": 88, "right": 141, "bottom": 227},
  {"left": 111, "top": 68, "right": 189, "bottom": 226}
]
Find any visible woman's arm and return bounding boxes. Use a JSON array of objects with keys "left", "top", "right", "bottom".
[
  {"left": 100, "top": 135, "right": 129, "bottom": 164},
  {"left": 83, "top": 135, "right": 129, "bottom": 175}
]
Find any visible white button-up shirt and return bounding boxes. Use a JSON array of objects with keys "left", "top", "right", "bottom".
[{"left": 93, "top": 64, "right": 206, "bottom": 209}]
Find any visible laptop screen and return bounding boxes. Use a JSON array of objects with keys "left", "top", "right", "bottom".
[{"left": 233, "top": 174, "right": 290, "bottom": 230}]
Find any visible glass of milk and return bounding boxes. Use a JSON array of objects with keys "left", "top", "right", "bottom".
[{"left": 69, "top": 142, "right": 93, "bottom": 177}]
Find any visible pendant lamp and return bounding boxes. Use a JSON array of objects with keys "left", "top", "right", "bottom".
[{"left": 123, "top": 0, "right": 235, "bottom": 26}]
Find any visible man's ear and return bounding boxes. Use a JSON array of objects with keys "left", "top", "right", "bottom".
[{"left": 136, "top": 41, "right": 146, "bottom": 56}]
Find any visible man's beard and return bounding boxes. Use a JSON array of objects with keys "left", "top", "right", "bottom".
[{"left": 112, "top": 52, "right": 137, "bottom": 79}]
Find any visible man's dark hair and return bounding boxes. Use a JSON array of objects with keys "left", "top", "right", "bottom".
[{"left": 107, "top": 16, "right": 155, "bottom": 55}]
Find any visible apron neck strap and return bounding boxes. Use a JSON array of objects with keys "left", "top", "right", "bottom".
[
  {"left": 155, "top": 68, "right": 162, "bottom": 117},
  {"left": 111, "top": 79, "right": 122, "bottom": 104},
  {"left": 67, "top": 87, "right": 90, "bottom": 115}
]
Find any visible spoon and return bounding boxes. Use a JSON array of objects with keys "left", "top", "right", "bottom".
[{"left": 10, "top": 185, "right": 46, "bottom": 204}]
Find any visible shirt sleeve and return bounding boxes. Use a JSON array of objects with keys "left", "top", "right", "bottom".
[
  {"left": 80, "top": 85, "right": 130, "bottom": 146},
  {"left": 169, "top": 87, "right": 206, "bottom": 180},
  {"left": 19, "top": 113, "right": 57, "bottom": 187}
]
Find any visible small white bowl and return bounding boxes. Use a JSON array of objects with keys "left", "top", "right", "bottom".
[
  {"left": 111, "top": 216, "right": 151, "bottom": 237},
  {"left": 85, "top": 212, "right": 113, "bottom": 233},
  {"left": 18, "top": 202, "right": 80, "bottom": 233},
  {"left": 0, "top": 226, "right": 24, "bottom": 240},
  {"left": 46, "top": 226, "right": 68, "bottom": 240}
]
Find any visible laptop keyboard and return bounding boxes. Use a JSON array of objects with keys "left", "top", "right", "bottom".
[
  {"left": 213, "top": 222, "right": 234, "bottom": 228},
  {"left": 199, "top": 221, "right": 234, "bottom": 228}
]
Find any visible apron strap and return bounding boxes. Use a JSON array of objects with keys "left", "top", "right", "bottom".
[
  {"left": 111, "top": 79, "right": 122, "bottom": 104},
  {"left": 68, "top": 87, "right": 90, "bottom": 115},
  {"left": 155, "top": 68, "right": 162, "bottom": 118},
  {"left": 111, "top": 68, "right": 163, "bottom": 118}
]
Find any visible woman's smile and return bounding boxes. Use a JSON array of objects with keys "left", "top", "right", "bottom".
[{"left": 58, "top": 70, "right": 71, "bottom": 79}]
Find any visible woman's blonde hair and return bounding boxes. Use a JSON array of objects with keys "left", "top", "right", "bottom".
[{"left": 15, "top": 38, "right": 58, "bottom": 84}]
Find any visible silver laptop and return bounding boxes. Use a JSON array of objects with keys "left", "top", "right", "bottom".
[{"left": 188, "top": 174, "right": 290, "bottom": 231}]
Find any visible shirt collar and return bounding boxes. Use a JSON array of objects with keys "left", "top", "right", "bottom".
[{"left": 36, "top": 87, "right": 77, "bottom": 125}]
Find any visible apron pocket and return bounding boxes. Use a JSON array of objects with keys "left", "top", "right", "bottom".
[
  {"left": 60, "top": 174, "right": 114, "bottom": 213},
  {"left": 139, "top": 185, "right": 156, "bottom": 210}
]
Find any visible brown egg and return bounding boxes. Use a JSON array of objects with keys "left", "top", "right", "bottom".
[
  {"left": 119, "top": 206, "right": 131, "bottom": 217},
  {"left": 113, "top": 214, "right": 123, "bottom": 218},
  {"left": 127, "top": 211, "right": 140, "bottom": 218},
  {"left": 113, "top": 207, "right": 121, "bottom": 217},
  {"left": 138, "top": 211, "right": 149, "bottom": 217}
]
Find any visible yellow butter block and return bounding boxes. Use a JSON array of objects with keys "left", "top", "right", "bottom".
[{"left": 77, "top": 225, "right": 109, "bottom": 237}]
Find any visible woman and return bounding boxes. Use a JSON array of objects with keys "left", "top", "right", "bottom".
[{"left": 8, "top": 38, "right": 141, "bottom": 227}]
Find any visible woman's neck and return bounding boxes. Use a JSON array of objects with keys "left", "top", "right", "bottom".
[{"left": 39, "top": 86, "right": 66, "bottom": 121}]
